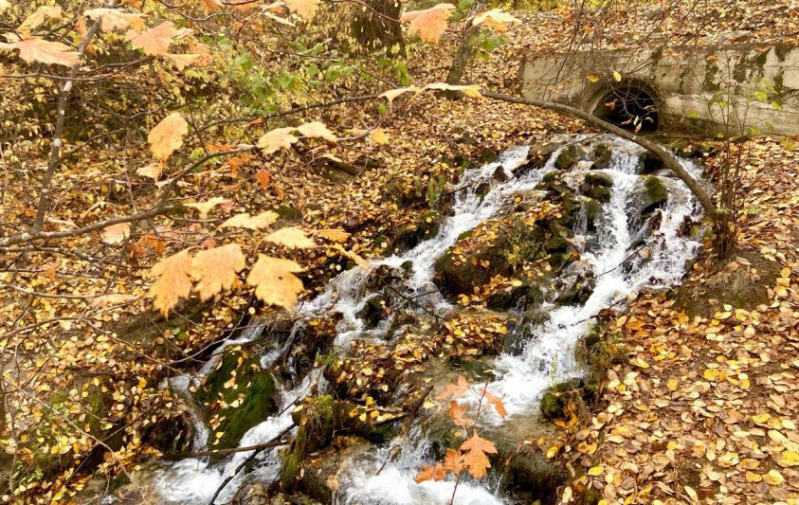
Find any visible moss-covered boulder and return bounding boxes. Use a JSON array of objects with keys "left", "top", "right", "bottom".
[
  {"left": 637, "top": 149, "right": 665, "bottom": 174},
  {"left": 195, "top": 347, "right": 278, "bottom": 451},
  {"left": 592, "top": 143, "right": 613, "bottom": 170},
  {"left": 515, "top": 141, "right": 564, "bottom": 178},
  {"left": 435, "top": 237, "right": 514, "bottom": 296},
  {"left": 393, "top": 211, "right": 441, "bottom": 251},
  {"left": 540, "top": 378, "right": 585, "bottom": 421},
  {"left": 642, "top": 175, "right": 669, "bottom": 215},
  {"left": 554, "top": 144, "right": 589, "bottom": 171},
  {"left": 580, "top": 172, "right": 614, "bottom": 203}
]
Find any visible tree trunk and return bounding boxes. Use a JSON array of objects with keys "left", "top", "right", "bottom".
[{"left": 351, "top": 0, "right": 404, "bottom": 53}]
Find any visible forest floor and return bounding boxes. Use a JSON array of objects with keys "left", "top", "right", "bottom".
[{"left": 1, "top": 1, "right": 799, "bottom": 504}]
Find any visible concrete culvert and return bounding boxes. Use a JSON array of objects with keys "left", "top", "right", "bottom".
[{"left": 593, "top": 81, "right": 660, "bottom": 132}]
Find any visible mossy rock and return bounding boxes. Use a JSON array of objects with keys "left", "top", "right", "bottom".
[
  {"left": 540, "top": 378, "right": 584, "bottom": 421},
  {"left": 637, "top": 150, "right": 665, "bottom": 174},
  {"left": 503, "top": 308, "right": 550, "bottom": 355},
  {"left": 642, "top": 175, "right": 669, "bottom": 215},
  {"left": 195, "top": 347, "right": 278, "bottom": 451},
  {"left": 592, "top": 144, "right": 613, "bottom": 170},
  {"left": 554, "top": 144, "right": 588, "bottom": 171},
  {"left": 393, "top": 211, "right": 441, "bottom": 251},
  {"left": 435, "top": 238, "right": 513, "bottom": 296},
  {"left": 516, "top": 142, "right": 563, "bottom": 178},
  {"left": 369, "top": 235, "right": 394, "bottom": 256},
  {"left": 580, "top": 173, "right": 614, "bottom": 203}
]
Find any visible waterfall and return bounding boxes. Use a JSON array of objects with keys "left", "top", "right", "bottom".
[{"left": 152, "top": 134, "right": 702, "bottom": 504}]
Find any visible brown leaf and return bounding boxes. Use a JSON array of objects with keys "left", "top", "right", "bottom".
[
  {"left": 296, "top": 121, "right": 336, "bottom": 142},
  {"left": 219, "top": 211, "right": 279, "bottom": 230},
  {"left": 258, "top": 127, "right": 298, "bottom": 155},
  {"left": 437, "top": 375, "right": 470, "bottom": 400},
  {"left": 0, "top": 39, "right": 81, "bottom": 67},
  {"left": 101, "top": 223, "right": 130, "bottom": 244},
  {"left": 84, "top": 8, "right": 145, "bottom": 32},
  {"left": 183, "top": 197, "right": 232, "bottom": 219},
  {"left": 459, "top": 433, "right": 496, "bottom": 479}
]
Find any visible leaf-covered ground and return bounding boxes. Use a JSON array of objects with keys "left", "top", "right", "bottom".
[{"left": 1, "top": 0, "right": 798, "bottom": 503}]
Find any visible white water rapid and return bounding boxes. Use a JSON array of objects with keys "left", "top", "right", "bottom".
[{"left": 153, "top": 135, "right": 703, "bottom": 505}]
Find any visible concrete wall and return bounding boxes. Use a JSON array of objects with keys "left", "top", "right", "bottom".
[{"left": 519, "top": 43, "right": 799, "bottom": 136}]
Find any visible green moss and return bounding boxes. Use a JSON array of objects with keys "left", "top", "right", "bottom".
[
  {"left": 195, "top": 347, "right": 277, "bottom": 451},
  {"left": 643, "top": 176, "right": 668, "bottom": 215},
  {"left": 272, "top": 205, "right": 303, "bottom": 221}
]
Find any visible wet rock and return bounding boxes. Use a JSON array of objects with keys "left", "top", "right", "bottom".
[
  {"left": 515, "top": 141, "right": 563, "bottom": 178},
  {"left": 435, "top": 238, "right": 513, "bottom": 296},
  {"left": 502, "top": 448, "right": 567, "bottom": 504},
  {"left": 554, "top": 272, "right": 596, "bottom": 306},
  {"left": 544, "top": 235, "right": 571, "bottom": 253},
  {"left": 393, "top": 211, "right": 441, "bottom": 251},
  {"left": 592, "top": 143, "right": 613, "bottom": 169},
  {"left": 503, "top": 308, "right": 550, "bottom": 355},
  {"left": 358, "top": 294, "right": 386, "bottom": 328},
  {"left": 369, "top": 235, "right": 394, "bottom": 256},
  {"left": 277, "top": 318, "right": 338, "bottom": 382},
  {"left": 291, "top": 438, "right": 372, "bottom": 503},
  {"left": 637, "top": 150, "right": 665, "bottom": 174},
  {"left": 554, "top": 144, "right": 588, "bottom": 171},
  {"left": 539, "top": 378, "right": 584, "bottom": 421},
  {"left": 493, "top": 165, "right": 509, "bottom": 182},
  {"left": 486, "top": 282, "right": 544, "bottom": 312},
  {"left": 642, "top": 175, "right": 669, "bottom": 215},
  {"left": 195, "top": 347, "right": 278, "bottom": 452},
  {"left": 580, "top": 172, "right": 614, "bottom": 203}
]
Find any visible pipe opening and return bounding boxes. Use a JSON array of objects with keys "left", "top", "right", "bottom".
[{"left": 593, "top": 83, "right": 659, "bottom": 132}]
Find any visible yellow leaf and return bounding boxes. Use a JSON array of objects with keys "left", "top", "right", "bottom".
[
  {"left": 219, "top": 211, "right": 278, "bottom": 230},
  {"left": 20, "top": 6, "right": 62, "bottom": 31},
  {"left": 0, "top": 39, "right": 81, "bottom": 67},
  {"left": 84, "top": 8, "right": 146, "bottom": 32},
  {"left": 258, "top": 127, "right": 298, "bottom": 155},
  {"left": 703, "top": 368, "right": 719, "bottom": 381},
  {"left": 776, "top": 450, "right": 799, "bottom": 467},
  {"left": 317, "top": 228, "right": 351, "bottom": 243},
  {"left": 613, "top": 70, "right": 622, "bottom": 82},
  {"left": 101, "top": 223, "right": 130, "bottom": 244},
  {"left": 472, "top": 9, "right": 520, "bottom": 32},
  {"left": 587, "top": 466, "right": 604, "bottom": 476},
  {"left": 296, "top": 121, "right": 336, "bottom": 142},
  {"left": 192, "top": 244, "right": 246, "bottom": 301},
  {"left": 380, "top": 86, "right": 423, "bottom": 105},
  {"left": 246, "top": 255, "right": 305, "bottom": 309},
  {"left": 745, "top": 471, "right": 762, "bottom": 482},
  {"left": 126, "top": 21, "right": 178, "bottom": 56},
  {"left": 763, "top": 469, "right": 784, "bottom": 485},
  {"left": 285, "top": 0, "right": 320, "bottom": 20},
  {"left": 148, "top": 112, "right": 188, "bottom": 161},
  {"left": 586, "top": 73, "right": 601, "bottom": 83},
  {"left": 424, "top": 82, "right": 482, "bottom": 98},
  {"left": 137, "top": 162, "right": 164, "bottom": 181},
  {"left": 401, "top": 4, "right": 456, "bottom": 44},
  {"left": 265, "top": 227, "right": 316, "bottom": 249},
  {"left": 164, "top": 53, "right": 201, "bottom": 71},
  {"left": 148, "top": 249, "right": 194, "bottom": 316},
  {"left": 370, "top": 128, "right": 389, "bottom": 145},
  {"left": 183, "top": 197, "right": 232, "bottom": 218},
  {"left": 666, "top": 378, "right": 679, "bottom": 391}
]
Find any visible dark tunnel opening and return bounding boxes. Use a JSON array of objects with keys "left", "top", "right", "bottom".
[{"left": 593, "top": 83, "right": 660, "bottom": 132}]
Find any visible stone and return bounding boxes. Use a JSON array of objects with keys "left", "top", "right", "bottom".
[
  {"left": 592, "top": 143, "right": 613, "bottom": 169},
  {"left": 554, "top": 144, "right": 588, "bottom": 170}
]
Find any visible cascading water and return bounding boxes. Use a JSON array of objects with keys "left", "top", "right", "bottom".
[{"left": 152, "top": 135, "right": 703, "bottom": 505}]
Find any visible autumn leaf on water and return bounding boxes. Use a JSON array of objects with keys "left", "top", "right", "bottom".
[
  {"left": 471, "top": 9, "right": 520, "bottom": 32},
  {"left": 285, "top": 0, "right": 320, "bottom": 20},
  {"left": 192, "top": 243, "right": 245, "bottom": 300},
  {"left": 84, "top": 8, "right": 146, "bottom": 32},
  {"left": 246, "top": 255, "right": 305, "bottom": 309},
  {"left": 219, "top": 211, "right": 279, "bottom": 230},
  {"left": 148, "top": 249, "right": 194, "bottom": 316},
  {"left": 401, "top": 4, "right": 455, "bottom": 44},
  {"left": 459, "top": 433, "right": 497, "bottom": 479},
  {"left": 424, "top": 83, "right": 482, "bottom": 98},
  {"left": 317, "top": 228, "right": 351, "bottom": 243},
  {"left": 126, "top": 21, "right": 178, "bottom": 56},
  {"left": 258, "top": 127, "right": 299, "bottom": 155},
  {"left": 101, "top": 223, "right": 130, "bottom": 244},
  {"left": 414, "top": 462, "right": 447, "bottom": 483},
  {"left": 183, "top": 197, "right": 232, "bottom": 218},
  {"left": 296, "top": 121, "right": 336, "bottom": 142},
  {"left": 448, "top": 400, "right": 472, "bottom": 427},
  {"left": 0, "top": 39, "right": 81, "bottom": 67},
  {"left": 148, "top": 112, "right": 188, "bottom": 161},
  {"left": 265, "top": 227, "right": 316, "bottom": 249},
  {"left": 437, "top": 375, "right": 470, "bottom": 400},
  {"left": 484, "top": 390, "right": 507, "bottom": 418}
]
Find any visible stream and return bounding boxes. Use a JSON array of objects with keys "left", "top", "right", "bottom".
[{"left": 152, "top": 134, "right": 703, "bottom": 504}]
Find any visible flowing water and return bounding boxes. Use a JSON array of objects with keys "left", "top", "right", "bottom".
[{"left": 153, "top": 135, "right": 703, "bottom": 504}]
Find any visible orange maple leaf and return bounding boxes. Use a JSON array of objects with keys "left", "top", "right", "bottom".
[
  {"left": 400, "top": 4, "right": 455, "bottom": 44},
  {"left": 192, "top": 244, "right": 245, "bottom": 301},
  {"left": 448, "top": 400, "right": 472, "bottom": 427},
  {"left": 437, "top": 375, "right": 470, "bottom": 400},
  {"left": 459, "top": 433, "right": 497, "bottom": 479},
  {"left": 484, "top": 390, "right": 507, "bottom": 418},
  {"left": 148, "top": 249, "right": 193, "bottom": 316},
  {"left": 126, "top": 21, "right": 178, "bottom": 56},
  {"left": 148, "top": 112, "right": 188, "bottom": 161}
]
